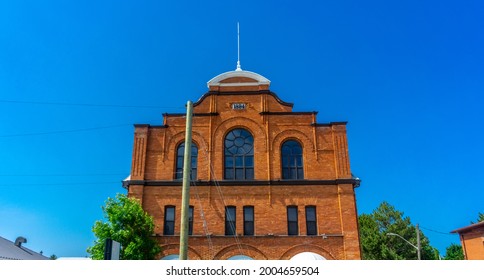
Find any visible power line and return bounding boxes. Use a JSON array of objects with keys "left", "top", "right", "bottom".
[
  {"left": 0, "top": 99, "right": 184, "bottom": 109},
  {"left": 420, "top": 225, "right": 454, "bottom": 235},
  {"left": 0, "top": 182, "right": 120, "bottom": 186},
  {"left": 0, "top": 173, "right": 127, "bottom": 177},
  {"left": 0, "top": 124, "right": 131, "bottom": 138}
]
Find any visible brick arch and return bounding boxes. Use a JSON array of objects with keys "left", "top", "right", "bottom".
[
  {"left": 272, "top": 129, "right": 314, "bottom": 152},
  {"left": 279, "top": 244, "right": 336, "bottom": 260},
  {"left": 213, "top": 116, "right": 267, "bottom": 151},
  {"left": 271, "top": 129, "right": 315, "bottom": 180},
  {"left": 163, "top": 131, "right": 209, "bottom": 179},
  {"left": 213, "top": 243, "right": 268, "bottom": 260},
  {"left": 159, "top": 244, "right": 202, "bottom": 260},
  {"left": 212, "top": 117, "right": 267, "bottom": 180},
  {"left": 166, "top": 130, "right": 208, "bottom": 158}
]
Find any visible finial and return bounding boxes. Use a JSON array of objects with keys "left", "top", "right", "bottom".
[{"left": 236, "top": 22, "right": 242, "bottom": 71}]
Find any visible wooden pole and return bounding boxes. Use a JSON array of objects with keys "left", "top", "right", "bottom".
[
  {"left": 179, "top": 100, "right": 193, "bottom": 260},
  {"left": 416, "top": 223, "right": 421, "bottom": 260}
]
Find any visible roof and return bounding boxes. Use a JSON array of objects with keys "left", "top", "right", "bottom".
[
  {"left": 0, "top": 236, "right": 49, "bottom": 260},
  {"left": 451, "top": 221, "right": 484, "bottom": 234},
  {"left": 207, "top": 70, "right": 271, "bottom": 88}
]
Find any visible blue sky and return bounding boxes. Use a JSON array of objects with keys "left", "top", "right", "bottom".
[{"left": 0, "top": 0, "right": 482, "bottom": 258}]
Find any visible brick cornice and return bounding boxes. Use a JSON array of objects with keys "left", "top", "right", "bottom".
[
  {"left": 260, "top": 111, "right": 317, "bottom": 116},
  {"left": 311, "top": 121, "right": 348, "bottom": 127},
  {"left": 194, "top": 90, "right": 294, "bottom": 108},
  {"left": 124, "top": 178, "right": 359, "bottom": 187},
  {"left": 162, "top": 112, "right": 219, "bottom": 117}
]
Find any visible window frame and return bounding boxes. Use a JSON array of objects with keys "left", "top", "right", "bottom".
[
  {"left": 243, "top": 206, "right": 254, "bottom": 236},
  {"left": 175, "top": 141, "right": 198, "bottom": 180},
  {"left": 305, "top": 206, "right": 317, "bottom": 236},
  {"left": 163, "top": 205, "right": 176, "bottom": 235},
  {"left": 281, "top": 140, "right": 304, "bottom": 180},
  {"left": 287, "top": 206, "right": 299, "bottom": 236},
  {"left": 225, "top": 206, "right": 237, "bottom": 236},
  {"left": 224, "top": 128, "right": 254, "bottom": 180}
]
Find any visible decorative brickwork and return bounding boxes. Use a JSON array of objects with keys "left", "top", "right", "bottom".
[{"left": 125, "top": 69, "right": 361, "bottom": 260}]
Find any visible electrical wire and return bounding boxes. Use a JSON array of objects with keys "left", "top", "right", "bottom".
[
  {"left": 191, "top": 179, "right": 215, "bottom": 259},
  {"left": 0, "top": 182, "right": 119, "bottom": 186},
  {"left": 0, "top": 99, "right": 184, "bottom": 109},
  {"left": 0, "top": 173, "right": 126, "bottom": 177},
  {"left": 199, "top": 141, "right": 247, "bottom": 257},
  {"left": 0, "top": 124, "right": 131, "bottom": 138},
  {"left": 420, "top": 225, "right": 454, "bottom": 235}
]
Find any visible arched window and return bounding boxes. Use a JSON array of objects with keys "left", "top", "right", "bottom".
[
  {"left": 175, "top": 142, "right": 198, "bottom": 180},
  {"left": 281, "top": 140, "right": 304, "bottom": 180},
  {"left": 160, "top": 254, "right": 180, "bottom": 260},
  {"left": 224, "top": 129, "right": 254, "bottom": 180},
  {"left": 227, "top": 255, "right": 254, "bottom": 260}
]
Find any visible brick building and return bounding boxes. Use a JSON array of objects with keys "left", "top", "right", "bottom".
[{"left": 123, "top": 67, "right": 362, "bottom": 260}]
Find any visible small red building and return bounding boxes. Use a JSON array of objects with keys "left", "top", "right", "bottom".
[{"left": 451, "top": 221, "right": 484, "bottom": 260}]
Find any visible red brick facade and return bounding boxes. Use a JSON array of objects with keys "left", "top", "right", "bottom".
[{"left": 125, "top": 69, "right": 361, "bottom": 260}]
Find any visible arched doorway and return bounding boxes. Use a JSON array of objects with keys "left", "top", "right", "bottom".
[{"left": 290, "top": 252, "right": 326, "bottom": 260}]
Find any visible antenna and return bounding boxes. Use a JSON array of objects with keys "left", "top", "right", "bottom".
[{"left": 236, "top": 22, "right": 242, "bottom": 71}]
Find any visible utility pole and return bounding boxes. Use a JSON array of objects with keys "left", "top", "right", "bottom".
[
  {"left": 416, "top": 223, "right": 421, "bottom": 260},
  {"left": 179, "top": 100, "right": 193, "bottom": 260}
]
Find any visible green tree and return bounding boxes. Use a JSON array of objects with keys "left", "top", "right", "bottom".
[
  {"left": 49, "top": 254, "right": 57, "bottom": 260},
  {"left": 358, "top": 201, "right": 438, "bottom": 260},
  {"left": 87, "top": 193, "right": 161, "bottom": 260},
  {"left": 470, "top": 212, "right": 484, "bottom": 224},
  {"left": 476, "top": 212, "right": 484, "bottom": 223},
  {"left": 443, "top": 243, "right": 464, "bottom": 260}
]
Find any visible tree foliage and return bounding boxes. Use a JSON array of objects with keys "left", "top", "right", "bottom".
[
  {"left": 470, "top": 212, "right": 484, "bottom": 224},
  {"left": 443, "top": 243, "right": 464, "bottom": 260},
  {"left": 475, "top": 212, "right": 484, "bottom": 223},
  {"left": 87, "top": 193, "right": 161, "bottom": 260},
  {"left": 358, "top": 201, "right": 438, "bottom": 260}
]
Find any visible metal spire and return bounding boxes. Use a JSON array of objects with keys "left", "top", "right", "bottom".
[{"left": 236, "top": 22, "right": 242, "bottom": 71}]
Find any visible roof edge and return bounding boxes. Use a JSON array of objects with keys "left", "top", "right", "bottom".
[
  {"left": 450, "top": 221, "right": 484, "bottom": 233},
  {"left": 193, "top": 90, "right": 293, "bottom": 108},
  {"left": 207, "top": 70, "right": 271, "bottom": 87}
]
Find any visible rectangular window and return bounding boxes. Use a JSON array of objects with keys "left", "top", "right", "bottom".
[
  {"left": 189, "top": 206, "right": 194, "bottom": 235},
  {"left": 235, "top": 168, "right": 244, "bottom": 179},
  {"left": 225, "top": 206, "right": 236, "bottom": 236},
  {"left": 305, "top": 206, "right": 317, "bottom": 235},
  {"left": 225, "top": 156, "right": 234, "bottom": 179},
  {"left": 245, "top": 168, "right": 254, "bottom": 179},
  {"left": 243, "top": 206, "right": 254, "bottom": 236},
  {"left": 287, "top": 206, "right": 298, "bottom": 235},
  {"left": 164, "top": 206, "right": 175, "bottom": 235},
  {"left": 245, "top": 156, "right": 254, "bottom": 167},
  {"left": 175, "top": 157, "right": 183, "bottom": 179},
  {"left": 235, "top": 156, "right": 243, "bottom": 167},
  {"left": 190, "top": 158, "right": 198, "bottom": 180}
]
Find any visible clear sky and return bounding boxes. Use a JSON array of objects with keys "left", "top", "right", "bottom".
[{"left": 0, "top": 0, "right": 482, "bottom": 258}]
